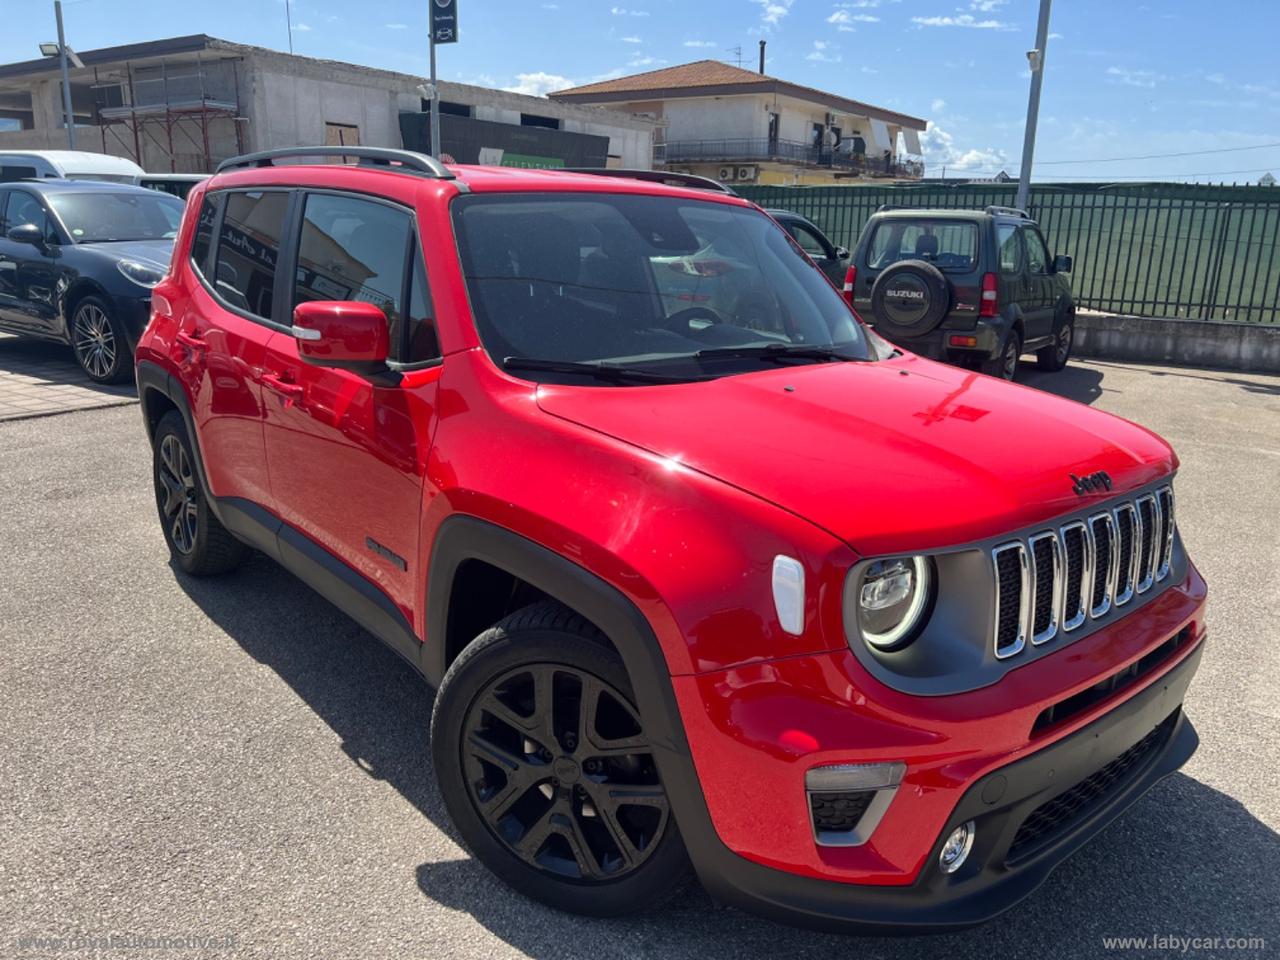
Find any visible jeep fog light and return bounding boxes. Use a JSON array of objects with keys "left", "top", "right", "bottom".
[
  {"left": 857, "top": 556, "right": 931, "bottom": 650},
  {"left": 939, "top": 820, "right": 976, "bottom": 874}
]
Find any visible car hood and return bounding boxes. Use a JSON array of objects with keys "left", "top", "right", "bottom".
[
  {"left": 81, "top": 238, "right": 174, "bottom": 268},
  {"left": 535, "top": 357, "right": 1176, "bottom": 557}
]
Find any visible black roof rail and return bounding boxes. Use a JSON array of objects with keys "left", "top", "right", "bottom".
[
  {"left": 985, "top": 204, "right": 1030, "bottom": 218},
  {"left": 215, "top": 146, "right": 454, "bottom": 180},
  {"left": 559, "top": 168, "right": 738, "bottom": 195}
]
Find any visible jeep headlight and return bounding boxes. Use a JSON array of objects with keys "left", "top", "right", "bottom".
[{"left": 854, "top": 556, "right": 932, "bottom": 650}]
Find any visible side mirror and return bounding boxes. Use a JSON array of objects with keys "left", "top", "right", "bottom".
[
  {"left": 834, "top": 246, "right": 850, "bottom": 260},
  {"left": 291, "top": 300, "right": 389, "bottom": 373},
  {"left": 1054, "top": 254, "right": 1073, "bottom": 274},
  {"left": 7, "top": 223, "right": 44, "bottom": 246}
]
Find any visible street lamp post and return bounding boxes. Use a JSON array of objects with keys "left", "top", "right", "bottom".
[
  {"left": 1016, "top": 0, "right": 1053, "bottom": 211},
  {"left": 53, "top": 0, "right": 76, "bottom": 149}
]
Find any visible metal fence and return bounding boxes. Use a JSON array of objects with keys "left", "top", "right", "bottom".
[{"left": 737, "top": 181, "right": 1280, "bottom": 324}]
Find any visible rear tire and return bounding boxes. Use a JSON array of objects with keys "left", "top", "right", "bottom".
[
  {"left": 1036, "top": 315, "right": 1074, "bottom": 371},
  {"left": 984, "top": 330, "right": 1022, "bottom": 381},
  {"left": 432, "top": 601, "right": 692, "bottom": 916},
  {"left": 152, "top": 411, "right": 248, "bottom": 576}
]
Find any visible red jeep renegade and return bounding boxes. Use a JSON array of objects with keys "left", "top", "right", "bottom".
[{"left": 136, "top": 148, "right": 1207, "bottom": 933}]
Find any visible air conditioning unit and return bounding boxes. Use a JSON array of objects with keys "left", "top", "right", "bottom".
[
  {"left": 718, "top": 166, "right": 734, "bottom": 182},
  {"left": 736, "top": 165, "right": 757, "bottom": 181}
]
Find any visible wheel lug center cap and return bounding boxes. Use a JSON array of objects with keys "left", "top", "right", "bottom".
[{"left": 553, "top": 756, "right": 580, "bottom": 784}]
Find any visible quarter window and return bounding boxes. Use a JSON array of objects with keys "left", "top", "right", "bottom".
[
  {"left": 1022, "top": 227, "right": 1049, "bottom": 275},
  {"left": 293, "top": 193, "right": 412, "bottom": 349},
  {"left": 213, "top": 190, "right": 289, "bottom": 320},
  {"left": 189, "top": 194, "right": 218, "bottom": 277}
]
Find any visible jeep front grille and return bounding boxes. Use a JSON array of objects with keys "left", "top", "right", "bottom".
[{"left": 991, "top": 486, "right": 1173, "bottom": 660}]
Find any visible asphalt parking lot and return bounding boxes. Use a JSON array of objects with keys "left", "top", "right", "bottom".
[{"left": 2, "top": 358, "right": 1278, "bottom": 960}]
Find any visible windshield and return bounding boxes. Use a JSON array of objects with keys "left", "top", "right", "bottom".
[
  {"left": 46, "top": 190, "right": 184, "bottom": 243},
  {"left": 868, "top": 218, "right": 978, "bottom": 272},
  {"left": 452, "top": 193, "right": 871, "bottom": 383}
]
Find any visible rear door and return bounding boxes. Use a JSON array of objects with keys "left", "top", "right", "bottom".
[
  {"left": 177, "top": 188, "right": 288, "bottom": 509},
  {"left": 261, "top": 189, "right": 443, "bottom": 624}
]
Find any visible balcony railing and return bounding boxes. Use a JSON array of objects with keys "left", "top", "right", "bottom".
[{"left": 654, "top": 137, "right": 924, "bottom": 178}]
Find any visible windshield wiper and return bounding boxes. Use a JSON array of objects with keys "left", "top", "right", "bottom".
[
  {"left": 694, "top": 343, "right": 867, "bottom": 363},
  {"left": 502, "top": 356, "right": 706, "bottom": 384}
]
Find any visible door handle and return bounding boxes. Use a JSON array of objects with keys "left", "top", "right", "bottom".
[{"left": 262, "top": 372, "right": 305, "bottom": 406}]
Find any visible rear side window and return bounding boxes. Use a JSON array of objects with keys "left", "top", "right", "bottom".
[
  {"left": 213, "top": 190, "right": 289, "bottom": 320},
  {"left": 868, "top": 219, "right": 977, "bottom": 272},
  {"left": 293, "top": 192, "right": 411, "bottom": 349},
  {"left": 996, "top": 224, "right": 1021, "bottom": 275},
  {"left": 190, "top": 194, "right": 218, "bottom": 276}
]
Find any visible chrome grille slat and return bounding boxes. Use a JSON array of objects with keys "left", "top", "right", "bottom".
[{"left": 990, "top": 485, "right": 1176, "bottom": 661}]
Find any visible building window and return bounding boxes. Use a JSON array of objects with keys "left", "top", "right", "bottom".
[{"left": 520, "top": 113, "right": 560, "bottom": 130}]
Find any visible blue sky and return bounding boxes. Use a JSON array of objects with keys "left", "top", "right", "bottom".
[{"left": 5, "top": 0, "right": 1280, "bottom": 182}]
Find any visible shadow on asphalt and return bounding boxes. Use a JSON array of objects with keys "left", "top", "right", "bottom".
[
  {"left": 0, "top": 333, "right": 137, "bottom": 396},
  {"left": 1019, "top": 361, "right": 1106, "bottom": 406},
  {"left": 173, "top": 552, "right": 1280, "bottom": 957}
]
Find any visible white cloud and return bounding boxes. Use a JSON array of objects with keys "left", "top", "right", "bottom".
[
  {"left": 503, "top": 71, "right": 574, "bottom": 97},
  {"left": 921, "top": 121, "right": 1007, "bottom": 172},
  {"left": 969, "top": 0, "right": 1007, "bottom": 10},
  {"left": 610, "top": 6, "right": 649, "bottom": 15},
  {"left": 931, "top": 98, "right": 947, "bottom": 112},
  {"left": 1048, "top": 31, "right": 1064, "bottom": 39},
  {"left": 860, "top": 65, "right": 878, "bottom": 74},
  {"left": 622, "top": 35, "right": 642, "bottom": 43},
  {"left": 541, "top": 2, "right": 559, "bottom": 8},
  {"left": 294, "top": 22, "right": 312, "bottom": 31},
  {"left": 683, "top": 39, "right": 717, "bottom": 47},
  {"left": 912, "top": 14, "right": 1015, "bottom": 30},
  {"left": 385, "top": 22, "right": 407, "bottom": 30},
  {"left": 1106, "top": 66, "right": 1163, "bottom": 88},
  {"left": 629, "top": 54, "right": 667, "bottom": 67},
  {"left": 827, "top": 10, "right": 855, "bottom": 30},
  {"left": 806, "top": 40, "right": 842, "bottom": 63},
  {"left": 838, "top": 0, "right": 881, "bottom": 6},
  {"left": 754, "top": 0, "right": 795, "bottom": 29},
  {"left": 851, "top": 13, "right": 880, "bottom": 21}
]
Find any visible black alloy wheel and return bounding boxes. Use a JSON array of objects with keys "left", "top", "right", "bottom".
[
  {"left": 462, "top": 662, "right": 669, "bottom": 881},
  {"left": 157, "top": 432, "right": 199, "bottom": 556}
]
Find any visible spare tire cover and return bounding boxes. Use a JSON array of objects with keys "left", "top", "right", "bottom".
[{"left": 869, "top": 260, "right": 951, "bottom": 335}]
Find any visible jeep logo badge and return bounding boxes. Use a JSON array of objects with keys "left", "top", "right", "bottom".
[
  {"left": 1070, "top": 471, "right": 1113, "bottom": 495},
  {"left": 889, "top": 288, "right": 925, "bottom": 300}
]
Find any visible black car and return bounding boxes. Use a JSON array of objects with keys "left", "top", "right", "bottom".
[
  {"left": 848, "top": 205, "right": 1075, "bottom": 379},
  {"left": 765, "top": 208, "right": 851, "bottom": 288},
  {"left": 0, "top": 179, "right": 183, "bottom": 382}
]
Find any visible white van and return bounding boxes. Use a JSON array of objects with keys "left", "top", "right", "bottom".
[{"left": 0, "top": 149, "right": 146, "bottom": 184}]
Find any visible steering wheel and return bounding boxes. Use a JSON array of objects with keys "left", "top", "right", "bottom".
[{"left": 662, "top": 306, "right": 725, "bottom": 336}]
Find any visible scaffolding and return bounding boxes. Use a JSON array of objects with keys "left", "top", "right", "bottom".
[{"left": 92, "top": 53, "right": 245, "bottom": 173}]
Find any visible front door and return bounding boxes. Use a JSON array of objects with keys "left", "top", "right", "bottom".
[
  {"left": 0, "top": 189, "right": 62, "bottom": 335},
  {"left": 261, "top": 190, "right": 442, "bottom": 623},
  {"left": 787, "top": 219, "right": 844, "bottom": 286},
  {"left": 1018, "top": 225, "right": 1055, "bottom": 341}
]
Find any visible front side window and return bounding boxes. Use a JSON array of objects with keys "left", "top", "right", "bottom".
[
  {"left": 790, "top": 222, "right": 830, "bottom": 258},
  {"left": 45, "top": 190, "right": 183, "bottom": 242},
  {"left": 996, "top": 224, "right": 1021, "bottom": 275},
  {"left": 293, "top": 192, "right": 411, "bottom": 348},
  {"left": 1022, "top": 227, "right": 1049, "bottom": 274},
  {"left": 452, "top": 193, "right": 870, "bottom": 382},
  {"left": 5, "top": 191, "right": 55, "bottom": 242},
  {"left": 213, "top": 190, "right": 289, "bottom": 320},
  {"left": 867, "top": 219, "right": 978, "bottom": 272}
]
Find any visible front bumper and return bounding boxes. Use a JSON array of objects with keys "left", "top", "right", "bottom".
[
  {"left": 110, "top": 293, "right": 152, "bottom": 349},
  {"left": 660, "top": 566, "right": 1207, "bottom": 933}
]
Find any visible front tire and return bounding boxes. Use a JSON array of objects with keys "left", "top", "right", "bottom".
[
  {"left": 431, "top": 602, "right": 691, "bottom": 916},
  {"left": 1036, "top": 314, "right": 1074, "bottom": 371},
  {"left": 71, "top": 295, "right": 131, "bottom": 384},
  {"left": 152, "top": 411, "right": 248, "bottom": 576}
]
